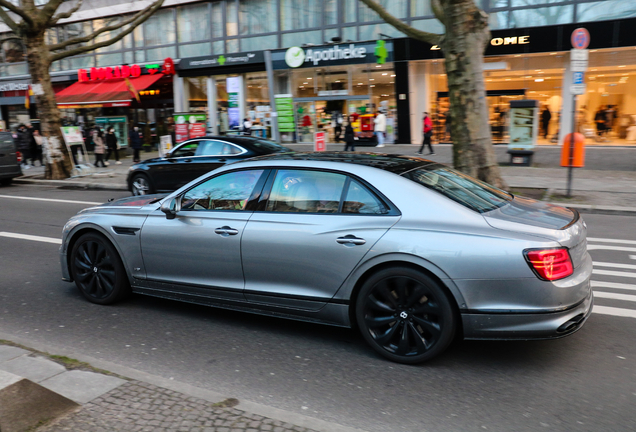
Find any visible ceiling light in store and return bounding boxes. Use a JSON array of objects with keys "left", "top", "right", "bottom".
[
  {"left": 376, "top": 65, "right": 382, "bottom": 68},
  {"left": 382, "top": 73, "right": 388, "bottom": 75},
  {"left": 599, "top": 74, "right": 605, "bottom": 76},
  {"left": 514, "top": 55, "right": 521, "bottom": 57},
  {"left": 525, "top": 76, "right": 532, "bottom": 78},
  {"left": 619, "top": 65, "right": 626, "bottom": 68},
  {"left": 370, "top": 79, "right": 374, "bottom": 81},
  {"left": 389, "top": 81, "right": 394, "bottom": 83},
  {"left": 538, "top": 71, "right": 544, "bottom": 74},
  {"left": 358, "top": 82, "right": 363, "bottom": 85},
  {"left": 307, "top": 77, "right": 312, "bottom": 79},
  {"left": 370, "top": 85, "right": 375, "bottom": 87},
  {"left": 535, "top": 78, "right": 544, "bottom": 82},
  {"left": 303, "top": 82, "right": 308, "bottom": 84},
  {"left": 299, "top": 86, "right": 304, "bottom": 88},
  {"left": 505, "top": 78, "right": 511, "bottom": 81},
  {"left": 391, "top": 74, "right": 396, "bottom": 77},
  {"left": 589, "top": 76, "right": 596, "bottom": 80},
  {"left": 486, "top": 79, "right": 492, "bottom": 81},
  {"left": 591, "top": 50, "right": 597, "bottom": 52},
  {"left": 591, "top": 68, "right": 598, "bottom": 71},
  {"left": 335, "top": 80, "right": 340, "bottom": 82},
  {"left": 550, "top": 52, "right": 557, "bottom": 55},
  {"left": 529, "top": 91, "right": 535, "bottom": 93}
]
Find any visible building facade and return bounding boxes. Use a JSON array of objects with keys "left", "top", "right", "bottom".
[{"left": 0, "top": 0, "right": 635, "bottom": 144}]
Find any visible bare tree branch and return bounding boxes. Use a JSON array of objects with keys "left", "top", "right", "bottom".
[
  {"left": 0, "top": 6, "right": 20, "bottom": 33},
  {"left": 50, "top": 0, "right": 83, "bottom": 25},
  {"left": 358, "top": 0, "right": 442, "bottom": 45},
  {"left": 49, "top": 0, "right": 163, "bottom": 62},
  {"left": 39, "top": 0, "right": 66, "bottom": 22},
  {"left": 431, "top": 0, "right": 446, "bottom": 26},
  {"left": 47, "top": 0, "right": 163, "bottom": 52},
  {"left": 0, "top": 0, "right": 35, "bottom": 28},
  {"left": 0, "top": 33, "right": 20, "bottom": 44}
]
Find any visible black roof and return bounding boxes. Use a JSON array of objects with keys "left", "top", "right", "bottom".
[{"left": 250, "top": 152, "right": 436, "bottom": 174}]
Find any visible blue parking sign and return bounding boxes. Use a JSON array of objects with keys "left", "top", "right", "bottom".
[{"left": 573, "top": 72, "right": 584, "bottom": 84}]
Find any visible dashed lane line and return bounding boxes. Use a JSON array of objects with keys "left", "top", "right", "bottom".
[
  {"left": 0, "top": 194, "right": 101, "bottom": 206},
  {"left": 587, "top": 245, "right": 636, "bottom": 252},
  {"left": 0, "top": 232, "right": 62, "bottom": 244},
  {"left": 591, "top": 281, "right": 636, "bottom": 291},
  {"left": 594, "top": 261, "right": 636, "bottom": 270},
  {"left": 588, "top": 237, "right": 636, "bottom": 245},
  {"left": 593, "top": 269, "right": 636, "bottom": 279},
  {"left": 592, "top": 305, "right": 636, "bottom": 319},
  {"left": 594, "top": 291, "right": 636, "bottom": 303}
]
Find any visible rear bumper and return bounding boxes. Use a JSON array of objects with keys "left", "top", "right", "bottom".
[{"left": 462, "top": 288, "right": 593, "bottom": 340}]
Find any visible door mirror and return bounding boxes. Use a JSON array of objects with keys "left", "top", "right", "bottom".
[{"left": 160, "top": 196, "right": 181, "bottom": 219}]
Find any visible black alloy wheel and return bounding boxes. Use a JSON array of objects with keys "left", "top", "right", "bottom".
[
  {"left": 131, "top": 173, "right": 152, "bottom": 196},
  {"left": 356, "top": 267, "right": 456, "bottom": 364},
  {"left": 70, "top": 233, "right": 130, "bottom": 305}
]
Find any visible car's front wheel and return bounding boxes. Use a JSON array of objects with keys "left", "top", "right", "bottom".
[
  {"left": 70, "top": 232, "right": 130, "bottom": 305},
  {"left": 131, "top": 173, "right": 153, "bottom": 196},
  {"left": 356, "top": 267, "right": 456, "bottom": 364}
]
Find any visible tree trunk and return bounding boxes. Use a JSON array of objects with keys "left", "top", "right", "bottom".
[
  {"left": 442, "top": 1, "right": 506, "bottom": 189},
  {"left": 25, "top": 33, "right": 73, "bottom": 180}
]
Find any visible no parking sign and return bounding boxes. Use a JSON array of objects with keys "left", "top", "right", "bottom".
[{"left": 571, "top": 28, "right": 590, "bottom": 49}]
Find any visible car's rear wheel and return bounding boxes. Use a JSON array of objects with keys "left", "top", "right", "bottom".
[
  {"left": 0, "top": 178, "right": 12, "bottom": 186},
  {"left": 131, "top": 173, "right": 153, "bottom": 196},
  {"left": 356, "top": 267, "right": 456, "bottom": 364},
  {"left": 70, "top": 233, "right": 130, "bottom": 305}
]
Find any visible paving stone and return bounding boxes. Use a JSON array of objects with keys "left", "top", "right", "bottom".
[
  {"left": 39, "top": 370, "right": 126, "bottom": 404},
  {"left": 0, "top": 345, "right": 30, "bottom": 362},
  {"left": 1, "top": 355, "right": 65, "bottom": 382}
]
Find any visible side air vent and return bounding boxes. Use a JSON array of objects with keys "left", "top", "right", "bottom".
[{"left": 112, "top": 226, "right": 140, "bottom": 236}]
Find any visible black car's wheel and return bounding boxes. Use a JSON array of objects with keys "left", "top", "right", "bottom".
[
  {"left": 131, "top": 173, "right": 153, "bottom": 196},
  {"left": 356, "top": 267, "right": 456, "bottom": 364},
  {"left": 0, "top": 178, "right": 12, "bottom": 186},
  {"left": 70, "top": 233, "right": 130, "bottom": 305}
]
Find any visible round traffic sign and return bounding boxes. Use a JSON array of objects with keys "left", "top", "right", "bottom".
[{"left": 571, "top": 28, "right": 590, "bottom": 49}]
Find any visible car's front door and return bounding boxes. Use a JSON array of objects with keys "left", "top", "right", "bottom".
[
  {"left": 152, "top": 140, "right": 202, "bottom": 191},
  {"left": 241, "top": 169, "right": 400, "bottom": 310},
  {"left": 139, "top": 169, "right": 266, "bottom": 300}
]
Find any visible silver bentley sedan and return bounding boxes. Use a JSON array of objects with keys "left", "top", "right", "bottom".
[{"left": 60, "top": 153, "right": 593, "bottom": 364}]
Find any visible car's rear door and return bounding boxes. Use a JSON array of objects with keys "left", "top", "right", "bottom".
[
  {"left": 240, "top": 168, "right": 400, "bottom": 310},
  {"left": 0, "top": 132, "right": 19, "bottom": 179}
]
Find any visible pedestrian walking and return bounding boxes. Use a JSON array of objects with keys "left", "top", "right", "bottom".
[
  {"left": 595, "top": 107, "right": 606, "bottom": 138},
  {"left": 104, "top": 127, "right": 121, "bottom": 165},
  {"left": 129, "top": 125, "right": 142, "bottom": 163},
  {"left": 541, "top": 106, "right": 552, "bottom": 139},
  {"left": 242, "top": 118, "right": 252, "bottom": 136},
  {"left": 31, "top": 130, "right": 43, "bottom": 166},
  {"left": 417, "top": 112, "right": 434, "bottom": 155},
  {"left": 343, "top": 117, "right": 356, "bottom": 151},
  {"left": 16, "top": 124, "right": 32, "bottom": 169},
  {"left": 374, "top": 110, "right": 387, "bottom": 148},
  {"left": 93, "top": 129, "right": 106, "bottom": 167}
]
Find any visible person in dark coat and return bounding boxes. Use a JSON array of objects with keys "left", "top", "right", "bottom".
[
  {"left": 541, "top": 107, "right": 552, "bottom": 139},
  {"left": 343, "top": 117, "right": 355, "bottom": 151},
  {"left": 129, "top": 125, "right": 142, "bottom": 163},
  {"left": 104, "top": 127, "right": 120, "bottom": 165},
  {"left": 16, "top": 124, "right": 32, "bottom": 169}
]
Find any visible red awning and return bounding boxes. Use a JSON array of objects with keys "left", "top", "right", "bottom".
[{"left": 56, "top": 74, "right": 164, "bottom": 108}]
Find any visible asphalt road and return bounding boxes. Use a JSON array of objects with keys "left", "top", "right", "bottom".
[{"left": 1, "top": 184, "right": 635, "bottom": 432}]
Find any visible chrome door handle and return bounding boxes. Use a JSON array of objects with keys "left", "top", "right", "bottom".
[
  {"left": 214, "top": 226, "right": 239, "bottom": 236},
  {"left": 336, "top": 235, "right": 366, "bottom": 246}
]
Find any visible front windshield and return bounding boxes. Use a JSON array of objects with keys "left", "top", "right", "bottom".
[{"left": 402, "top": 164, "right": 512, "bottom": 213}]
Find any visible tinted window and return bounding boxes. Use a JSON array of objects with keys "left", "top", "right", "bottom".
[
  {"left": 266, "top": 170, "right": 346, "bottom": 213},
  {"left": 238, "top": 138, "right": 291, "bottom": 153},
  {"left": 343, "top": 180, "right": 388, "bottom": 214},
  {"left": 196, "top": 140, "right": 243, "bottom": 156},
  {"left": 170, "top": 141, "right": 199, "bottom": 158},
  {"left": 402, "top": 164, "right": 512, "bottom": 213},
  {"left": 181, "top": 169, "right": 264, "bottom": 211}
]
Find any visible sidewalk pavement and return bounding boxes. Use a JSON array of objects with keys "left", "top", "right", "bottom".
[
  {"left": 14, "top": 143, "right": 636, "bottom": 215},
  {"left": 0, "top": 338, "right": 362, "bottom": 432}
]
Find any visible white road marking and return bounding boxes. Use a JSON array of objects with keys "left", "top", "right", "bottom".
[
  {"left": 588, "top": 237, "right": 636, "bottom": 245},
  {"left": 593, "top": 269, "right": 636, "bottom": 279},
  {"left": 594, "top": 261, "right": 636, "bottom": 270},
  {"left": 593, "top": 305, "right": 636, "bottom": 319},
  {"left": 591, "top": 281, "right": 636, "bottom": 291},
  {"left": 630, "top": 255, "right": 636, "bottom": 260},
  {"left": 594, "top": 291, "right": 636, "bottom": 303},
  {"left": 0, "top": 232, "right": 62, "bottom": 245},
  {"left": 587, "top": 245, "right": 636, "bottom": 253},
  {"left": 0, "top": 194, "right": 101, "bottom": 206}
]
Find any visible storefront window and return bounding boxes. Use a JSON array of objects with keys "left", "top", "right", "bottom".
[
  {"left": 509, "top": 6, "right": 574, "bottom": 27},
  {"left": 213, "top": 40, "right": 225, "bottom": 54},
  {"left": 145, "top": 9, "right": 176, "bottom": 46},
  {"left": 96, "top": 53, "right": 123, "bottom": 67},
  {"left": 489, "top": 11, "right": 508, "bottom": 29},
  {"left": 242, "top": 35, "right": 277, "bottom": 51},
  {"left": 325, "top": 0, "right": 338, "bottom": 25},
  {"left": 180, "top": 42, "right": 212, "bottom": 58},
  {"left": 187, "top": 77, "right": 208, "bottom": 111},
  {"left": 412, "top": 19, "right": 445, "bottom": 34},
  {"left": 411, "top": 0, "right": 432, "bottom": 17},
  {"left": 359, "top": 0, "right": 407, "bottom": 21},
  {"left": 69, "top": 56, "right": 95, "bottom": 70},
  {"left": 576, "top": 0, "right": 636, "bottom": 22},
  {"left": 240, "top": 0, "right": 278, "bottom": 35},
  {"left": 227, "top": 1, "right": 239, "bottom": 36},
  {"left": 344, "top": 0, "right": 357, "bottom": 23},
  {"left": 178, "top": 3, "right": 210, "bottom": 43},
  {"left": 93, "top": 18, "right": 123, "bottom": 52},
  {"left": 281, "top": 0, "right": 320, "bottom": 31},
  {"left": 63, "top": 21, "right": 93, "bottom": 50},
  {"left": 212, "top": 2, "right": 223, "bottom": 38},
  {"left": 342, "top": 27, "right": 357, "bottom": 42},
  {"left": 146, "top": 46, "right": 176, "bottom": 62},
  {"left": 245, "top": 72, "right": 271, "bottom": 136},
  {"left": 1, "top": 39, "right": 25, "bottom": 64},
  {"left": 359, "top": 23, "right": 405, "bottom": 40},
  {"left": 282, "top": 30, "right": 322, "bottom": 48},
  {"left": 226, "top": 39, "right": 239, "bottom": 53}
]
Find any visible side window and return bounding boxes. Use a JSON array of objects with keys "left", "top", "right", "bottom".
[
  {"left": 266, "top": 170, "right": 346, "bottom": 213},
  {"left": 171, "top": 141, "right": 199, "bottom": 158},
  {"left": 343, "top": 179, "right": 388, "bottom": 215},
  {"left": 181, "top": 169, "right": 264, "bottom": 211},
  {"left": 196, "top": 140, "right": 243, "bottom": 156}
]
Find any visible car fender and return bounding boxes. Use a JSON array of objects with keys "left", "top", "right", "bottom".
[{"left": 333, "top": 251, "right": 468, "bottom": 310}]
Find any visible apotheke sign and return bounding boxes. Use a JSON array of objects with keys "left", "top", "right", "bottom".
[
  {"left": 286, "top": 44, "right": 369, "bottom": 67},
  {"left": 274, "top": 40, "right": 392, "bottom": 70}
]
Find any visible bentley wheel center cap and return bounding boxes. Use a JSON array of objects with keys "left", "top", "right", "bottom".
[
  {"left": 400, "top": 311, "right": 408, "bottom": 319},
  {"left": 93, "top": 267, "right": 98, "bottom": 273}
]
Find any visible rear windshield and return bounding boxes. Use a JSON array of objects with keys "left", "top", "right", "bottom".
[
  {"left": 243, "top": 138, "right": 291, "bottom": 153},
  {"left": 401, "top": 163, "right": 512, "bottom": 213}
]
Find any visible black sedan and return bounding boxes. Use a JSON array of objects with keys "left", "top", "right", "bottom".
[{"left": 127, "top": 136, "right": 291, "bottom": 195}]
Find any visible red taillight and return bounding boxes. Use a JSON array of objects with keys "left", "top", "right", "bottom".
[
  {"left": 16, "top": 151, "right": 22, "bottom": 163},
  {"left": 524, "top": 248, "right": 573, "bottom": 281}
]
